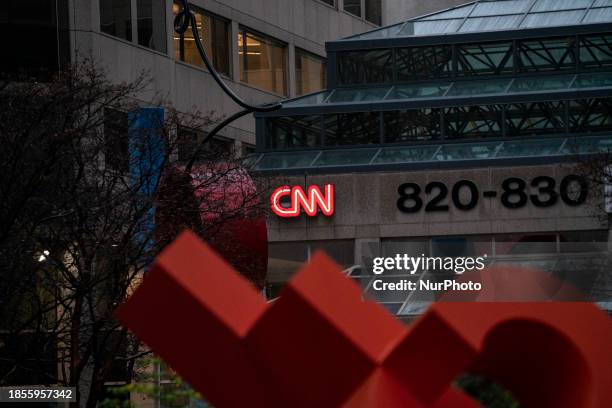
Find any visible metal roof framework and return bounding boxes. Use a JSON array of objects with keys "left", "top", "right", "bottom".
[{"left": 252, "top": 0, "right": 612, "bottom": 173}]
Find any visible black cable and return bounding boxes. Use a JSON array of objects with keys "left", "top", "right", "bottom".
[
  {"left": 184, "top": 108, "right": 253, "bottom": 173},
  {"left": 174, "top": 0, "right": 282, "bottom": 172}
]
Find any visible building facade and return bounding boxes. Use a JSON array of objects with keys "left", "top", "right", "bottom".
[
  {"left": 252, "top": 0, "right": 612, "bottom": 319},
  {"left": 4, "top": 0, "right": 394, "bottom": 158}
]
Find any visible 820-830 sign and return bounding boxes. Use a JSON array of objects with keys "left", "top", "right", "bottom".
[{"left": 397, "top": 175, "right": 588, "bottom": 213}]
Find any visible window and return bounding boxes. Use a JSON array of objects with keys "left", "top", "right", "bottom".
[
  {"left": 0, "top": 0, "right": 70, "bottom": 80},
  {"left": 506, "top": 102, "right": 566, "bottom": 136},
  {"left": 295, "top": 49, "right": 327, "bottom": 96},
  {"left": 104, "top": 109, "right": 130, "bottom": 172},
  {"left": 177, "top": 127, "right": 234, "bottom": 163},
  {"left": 580, "top": 33, "right": 612, "bottom": 68},
  {"left": 100, "top": 0, "right": 166, "bottom": 52},
  {"left": 344, "top": 0, "right": 361, "bottom": 17},
  {"left": 457, "top": 42, "right": 514, "bottom": 76},
  {"left": 266, "top": 116, "right": 322, "bottom": 149},
  {"left": 137, "top": 0, "right": 166, "bottom": 52},
  {"left": 445, "top": 105, "right": 503, "bottom": 140},
  {"left": 319, "top": 0, "right": 335, "bottom": 6},
  {"left": 365, "top": 0, "right": 382, "bottom": 25},
  {"left": 344, "top": 0, "right": 381, "bottom": 25},
  {"left": 384, "top": 109, "right": 441, "bottom": 143},
  {"left": 518, "top": 37, "right": 576, "bottom": 72},
  {"left": 238, "top": 29, "right": 287, "bottom": 95},
  {"left": 324, "top": 112, "right": 381, "bottom": 145},
  {"left": 241, "top": 143, "right": 256, "bottom": 157},
  {"left": 267, "top": 240, "right": 354, "bottom": 298},
  {"left": 172, "top": 2, "right": 230, "bottom": 75},
  {"left": 396, "top": 46, "right": 453, "bottom": 81},
  {"left": 338, "top": 49, "right": 393, "bottom": 85},
  {"left": 100, "top": 0, "right": 132, "bottom": 41}
]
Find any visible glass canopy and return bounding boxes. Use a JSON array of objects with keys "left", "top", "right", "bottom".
[
  {"left": 248, "top": 135, "right": 612, "bottom": 171},
  {"left": 345, "top": 0, "right": 612, "bottom": 40},
  {"left": 281, "top": 72, "right": 612, "bottom": 108}
]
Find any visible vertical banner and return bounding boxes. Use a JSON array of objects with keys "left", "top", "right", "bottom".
[{"left": 129, "top": 107, "right": 166, "bottom": 253}]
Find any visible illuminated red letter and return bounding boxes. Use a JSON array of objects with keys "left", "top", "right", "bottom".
[
  {"left": 270, "top": 184, "right": 334, "bottom": 218},
  {"left": 270, "top": 186, "right": 297, "bottom": 217}
]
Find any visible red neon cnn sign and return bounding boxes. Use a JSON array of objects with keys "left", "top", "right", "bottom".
[{"left": 270, "top": 184, "right": 334, "bottom": 218}]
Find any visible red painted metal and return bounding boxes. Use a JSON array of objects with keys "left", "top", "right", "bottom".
[{"left": 117, "top": 230, "right": 612, "bottom": 408}]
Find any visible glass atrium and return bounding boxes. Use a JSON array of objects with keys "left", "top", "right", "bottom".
[{"left": 251, "top": 0, "right": 612, "bottom": 173}]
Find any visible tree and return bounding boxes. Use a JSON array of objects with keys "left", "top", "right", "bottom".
[{"left": 0, "top": 61, "right": 267, "bottom": 407}]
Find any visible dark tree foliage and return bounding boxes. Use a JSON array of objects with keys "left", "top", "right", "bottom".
[{"left": 0, "top": 61, "right": 266, "bottom": 407}]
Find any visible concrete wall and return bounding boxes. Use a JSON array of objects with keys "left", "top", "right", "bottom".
[
  {"left": 67, "top": 0, "right": 379, "bottom": 149},
  {"left": 268, "top": 164, "right": 606, "bottom": 242},
  {"left": 383, "top": 0, "right": 471, "bottom": 25}
]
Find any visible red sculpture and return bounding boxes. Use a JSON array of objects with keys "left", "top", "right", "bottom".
[{"left": 116, "top": 230, "right": 612, "bottom": 408}]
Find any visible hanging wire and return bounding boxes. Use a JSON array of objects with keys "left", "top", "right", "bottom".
[{"left": 173, "top": 0, "right": 282, "bottom": 172}]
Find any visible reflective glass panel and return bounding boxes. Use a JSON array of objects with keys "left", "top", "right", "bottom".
[
  {"left": 470, "top": 0, "right": 531, "bottom": 16},
  {"left": 569, "top": 98, "right": 612, "bottom": 132},
  {"left": 282, "top": 91, "right": 331, "bottom": 107},
  {"left": 435, "top": 142, "right": 500, "bottom": 161},
  {"left": 531, "top": 0, "right": 592, "bottom": 12},
  {"left": 399, "top": 301, "right": 431, "bottom": 316},
  {"left": 386, "top": 83, "right": 451, "bottom": 100},
  {"left": 594, "top": 0, "right": 612, "bottom": 6},
  {"left": 328, "top": 87, "right": 389, "bottom": 103},
  {"left": 396, "top": 46, "right": 453, "bottom": 80},
  {"left": 324, "top": 113, "right": 381, "bottom": 145},
  {"left": 238, "top": 29, "right": 287, "bottom": 95},
  {"left": 520, "top": 10, "right": 584, "bottom": 28},
  {"left": 420, "top": 4, "right": 474, "bottom": 20},
  {"left": 518, "top": 37, "right": 576, "bottom": 72},
  {"left": 313, "top": 149, "right": 378, "bottom": 167},
  {"left": 137, "top": 0, "right": 166, "bottom": 52},
  {"left": 509, "top": 75, "right": 574, "bottom": 93},
  {"left": 446, "top": 78, "right": 511, "bottom": 96},
  {"left": 583, "top": 7, "right": 612, "bottom": 24},
  {"left": 580, "top": 34, "right": 612, "bottom": 68},
  {"left": 413, "top": 19, "right": 464, "bottom": 35},
  {"left": 295, "top": 49, "right": 326, "bottom": 96},
  {"left": 459, "top": 15, "right": 522, "bottom": 32},
  {"left": 256, "top": 151, "right": 319, "bottom": 169},
  {"left": 265, "top": 116, "right": 321, "bottom": 149},
  {"left": 505, "top": 101, "right": 566, "bottom": 135},
  {"left": 344, "top": 0, "right": 361, "bottom": 17},
  {"left": 562, "top": 136, "right": 612, "bottom": 154},
  {"left": 457, "top": 42, "right": 514, "bottom": 76},
  {"left": 338, "top": 49, "right": 393, "bottom": 85},
  {"left": 100, "top": 0, "right": 132, "bottom": 41},
  {"left": 173, "top": 3, "right": 230, "bottom": 75},
  {"left": 350, "top": 23, "right": 404, "bottom": 40},
  {"left": 384, "top": 109, "right": 441, "bottom": 143},
  {"left": 559, "top": 231, "right": 609, "bottom": 253},
  {"left": 366, "top": 0, "right": 382, "bottom": 25},
  {"left": 374, "top": 146, "right": 439, "bottom": 164},
  {"left": 574, "top": 72, "right": 612, "bottom": 88},
  {"left": 445, "top": 105, "right": 503, "bottom": 139},
  {"left": 496, "top": 139, "right": 565, "bottom": 157}
]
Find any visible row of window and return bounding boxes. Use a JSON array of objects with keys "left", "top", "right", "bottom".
[
  {"left": 100, "top": 0, "right": 327, "bottom": 96},
  {"left": 337, "top": 33, "right": 612, "bottom": 85},
  {"left": 103, "top": 109, "right": 253, "bottom": 172},
  {"left": 268, "top": 230, "right": 611, "bottom": 301},
  {"left": 264, "top": 98, "right": 612, "bottom": 149},
  {"left": 322, "top": 0, "right": 382, "bottom": 26}
]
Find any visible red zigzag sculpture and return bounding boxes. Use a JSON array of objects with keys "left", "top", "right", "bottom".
[{"left": 116, "top": 230, "right": 612, "bottom": 408}]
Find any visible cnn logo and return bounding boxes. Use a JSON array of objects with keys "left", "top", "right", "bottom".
[{"left": 270, "top": 184, "right": 335, "bottom": 218}]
